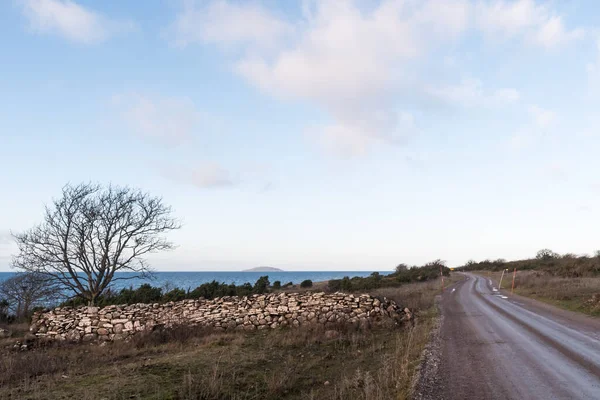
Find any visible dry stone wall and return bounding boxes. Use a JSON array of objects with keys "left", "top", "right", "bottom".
[{"left": 30, "top": 292, "right": 411, "bottom": 342}]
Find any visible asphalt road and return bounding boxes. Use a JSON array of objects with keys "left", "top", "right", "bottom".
[{"left": 419, "top": 273, "right": 600, "bottom": 399}]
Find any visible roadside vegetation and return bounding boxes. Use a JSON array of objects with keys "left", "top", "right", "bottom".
[
  {"left": 0, "top": 181, "right": 462, "bottom": 399},
  {"left": 328, "top": 260, "right": 449, "bottom": 293},
  {"left": 0, "top": 274, "right": 460, "bottom": 400},
  {"left": 33, "top": 261, "right": 449, "bottom": 309},
  {"left": 459, "top": 249, "right": 600, "bottom": 317}
]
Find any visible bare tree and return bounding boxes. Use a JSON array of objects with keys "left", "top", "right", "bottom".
[
  {"left": 12, "top": 183, "right": 180, "bottom": 305},
  {"left": 0, "top": 272, "right": 62, "bottom": 319}
]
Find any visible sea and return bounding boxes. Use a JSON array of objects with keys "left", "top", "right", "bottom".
[{"left": 0, "top": 270, "right": 390, "bottom": 292}]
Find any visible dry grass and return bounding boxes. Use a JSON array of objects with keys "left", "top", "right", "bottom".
[
  {"left": 372, "top": 272, "right": 463, "bottom": 311},
  {"left": 483, "top": 270, "right": 600, "bottom": 317},
  {"left": 0, "top": 277, "right": 458, "bottom": 400}
]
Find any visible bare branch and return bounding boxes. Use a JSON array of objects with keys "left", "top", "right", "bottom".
[{"left": 11, "top": 183, "right": 180, "bottom": 305}]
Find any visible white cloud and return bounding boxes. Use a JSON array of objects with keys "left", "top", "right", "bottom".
[
  {"left": 162, "top": 163, "right": 234, "bottom": 189},
  {"left": 112, "top": 93, "right": 205, "bottom": 146},
  {"left": 169, "top": 0, "right": 582, "bottom": 156},
  {"left": 426, "top": 78, "right": 520, "bottom": 108},
  {"left": 532, "top": 16, "right": 584, "bottom": 48},
  {"left": 168, "top": 0, "right": 293, "bottom": 50},
  {"left": 475, "top": 0, "right": 584, "bottom": 49},
  {"left": 21, "top": 0, "right": 135, "bottom": 44},
  {"left": 189, "top": 164, "right": 233, "bottom": 188},
  {"left": 171, "top": 0, "right": 471, "bottom": 155}
]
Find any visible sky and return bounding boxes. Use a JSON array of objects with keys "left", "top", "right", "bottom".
[{"left": 1, "top": 0, "right": 600, "bottom": 271}]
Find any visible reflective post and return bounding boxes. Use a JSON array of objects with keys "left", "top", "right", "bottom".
[
  {"left": 440, "top": 265, "right": 445, "bottom": 293},
  {"left": 499, "top": 269, "right": 508, "bottom": 290},
  {"left": 511, "top": 268, "right": 517, "bottom": 295}
]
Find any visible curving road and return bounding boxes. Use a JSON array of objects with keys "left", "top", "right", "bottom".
[{"left": 420, "top": 273, "right": 600, "bottom": 399}]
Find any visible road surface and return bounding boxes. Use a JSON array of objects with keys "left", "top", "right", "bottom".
[{"left": 417, "top": 273, "right": 600, "bottom": 399}]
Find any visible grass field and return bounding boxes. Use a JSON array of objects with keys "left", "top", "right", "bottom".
[
  {"left": 0, "top": 274, "right": 462, "bottom": 400},
  {"left": 482, "top": 270, "right": 600, "bottom": 317}
]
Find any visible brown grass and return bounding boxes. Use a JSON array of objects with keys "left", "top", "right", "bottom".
[
  {"left": 372, "top": 272, "right": 463, "bottom": 311},
  {"left": 0, "top": 277, "right": 457, "bottom": 400},
  {"left": 483, "top": 270, "right": 600, "bottom": 317}
]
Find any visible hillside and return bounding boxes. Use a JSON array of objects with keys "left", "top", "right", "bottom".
[{"left": 458, "top": 250, "right": 600, "bottom": 277}]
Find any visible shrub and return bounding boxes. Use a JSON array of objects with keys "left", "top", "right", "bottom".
[
  {"left": 272, "top": 281, "right": 281, "bottom": 289},
  {"left": 118, "top": 284, "right": 163, "bottom": 304},
  {"left": 236, "top": 283, "right": 253, "bottom": 297},
  {"left": 395, "top": 264, "right": 408, "bottom": 274},
  {"left": 283, "top": 282, "right": 293, "bottom": 288},
  {"left": 300, "top": 280, "right": 313, "bottom": 288},
  {"left": 163, "top": 288, "right": 187, "bottom": 302},
  {"left": 341, "top": 276, "right": 352, "bottom": 291},
  {"left": 253, "top": 276, "right": 270, "bottom": 294},
  {"left": 536, "top": 249, "right": 558, "bottom": 260},
  {"left": 327, "top": 279, "right": 342, "bottom": 292},
  {"left": 459, "top": 252, "right": 600, "bottom": 278}
]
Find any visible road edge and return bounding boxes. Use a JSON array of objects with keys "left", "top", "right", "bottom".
[{"left": 410, "top": 296, "right": 443, "bottom": 400}]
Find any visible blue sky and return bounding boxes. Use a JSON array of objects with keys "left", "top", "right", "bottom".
[{"left": 1, "top": 0, "right": 600, "bottom": 271}]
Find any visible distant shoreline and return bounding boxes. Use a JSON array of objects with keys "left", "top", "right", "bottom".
[{"left": 242, "top": 267, "right": 284, "bottom": 272}]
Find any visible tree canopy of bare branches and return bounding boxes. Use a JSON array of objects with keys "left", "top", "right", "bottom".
[
  {"left": 0, "top": 272, "right": 62, "bottom": 319},
  {"left": 12, "top": 183, "right": 180, "bottom": 305}
]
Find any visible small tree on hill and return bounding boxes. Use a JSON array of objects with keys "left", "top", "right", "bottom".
[
  {"left": 395, "top": 263, "right": 408, "bottom": 274},
  {"left": 12, "top": 183, "right": 180, "bottom": 305},
  {"left": 536, "top": 249, "right": 557, "bottom": 260},
  {"left": 253, "top": 276, "right": 270, "bottom": 294}
]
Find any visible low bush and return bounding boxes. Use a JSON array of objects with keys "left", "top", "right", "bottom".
[
  {"left": 62, "top": 276, "right": 272, "bottom": 307},
  {"left": 459, "top": 249, "right": 600, "bottom": 278},
  {"left": 300, "top": 280, "right": 313, "bottom": 288},
  {"left": 328, "top": 263, "right": 450, "bottom": 293}
]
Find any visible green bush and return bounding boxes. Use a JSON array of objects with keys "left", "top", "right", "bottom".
[
  {"left": 327, "top": 279, "right": 342, "bottom": 291},
  {"left": 272, "top": 281, "right": 281, "bottom": 289},
  {"left": 163, "top": 288, "right": 187, "bottom": 302},
  {"left": 300, "top": 279, "right": 313, "bottom": 288},
  {"left": 253, "top": 276, "right": 270, "bottom": 294},
  {"left": 118, "top": 284, "right": 163, "bottom": 304},
  {"left": 283, "top": 282, "right": 293, "bottom": 288}
]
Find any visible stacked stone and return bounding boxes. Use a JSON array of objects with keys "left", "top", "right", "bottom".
[{"left": 30, "top": 292, "right": 411, "bottom": 342}]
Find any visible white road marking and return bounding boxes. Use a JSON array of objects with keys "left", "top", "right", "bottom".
[
  {"left": 501, "top": 296, "right": 508, "bottom": 299},
  {"left": 492, "top": 288, "right": 498, "bottom": 292}
]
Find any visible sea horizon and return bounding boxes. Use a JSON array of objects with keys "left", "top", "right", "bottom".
[{"left": 0, "top": 270, "right": 392, "bottom": 292}]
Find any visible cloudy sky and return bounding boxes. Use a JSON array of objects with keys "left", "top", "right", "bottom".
[{"left": 1, "top": 0, "right": 600, "bottom": 271}]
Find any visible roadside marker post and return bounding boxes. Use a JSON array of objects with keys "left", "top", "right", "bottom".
[
  {"left": 511, "top": 268, "right": 517, "bottom": 295},
  {"left": 440, "top": 265, "right": 445, "bottom": 293},
  {"left": 499, "top": 269, "right": 508, "bottom": 290}
]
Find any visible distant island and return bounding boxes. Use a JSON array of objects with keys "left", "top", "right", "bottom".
[{"left": 242, "top": 267, "right": 284, "bottom": 272}]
